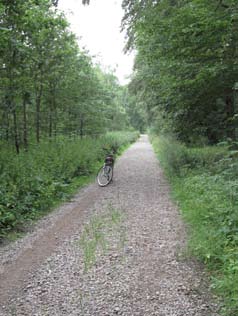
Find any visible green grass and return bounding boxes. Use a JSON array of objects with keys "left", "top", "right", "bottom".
[
  {"left": 0, "top": 131, "right": 139, "bottom": 241},
  {"left": 151, "top": 135, "right": 238, "bottom": 316},
  {"left": 78, "top": 206, "right": 126, "bottom": 272}
]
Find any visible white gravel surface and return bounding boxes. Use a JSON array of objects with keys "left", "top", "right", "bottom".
[{"left": 0, "top": 135, "right": 220, "bottom": 316}]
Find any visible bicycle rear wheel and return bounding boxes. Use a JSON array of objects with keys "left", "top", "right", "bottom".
[{"left": 97, "top": 165, "right": 113, "bottom": 187}]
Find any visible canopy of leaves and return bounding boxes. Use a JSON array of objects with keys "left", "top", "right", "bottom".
[
  {"left": 0, "top": 0, "right": 130, "bottom": 153},
  {"left": 123, "top": 0, "right": 238, "bottom": 144}
]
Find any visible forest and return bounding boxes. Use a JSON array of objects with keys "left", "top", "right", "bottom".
[
  {"left": 1, "top": 0, "right": 238, "bottom": 315},
  {"left": 0, "top": 0, "right": 134, "bottom": 152},
  {"left": 123, "top": 0, "right": 238, "bottom": 143}
]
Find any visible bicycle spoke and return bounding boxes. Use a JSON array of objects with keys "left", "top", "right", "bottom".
[{"left": 97, "top": 165, "right": 113, "bottom": 186}]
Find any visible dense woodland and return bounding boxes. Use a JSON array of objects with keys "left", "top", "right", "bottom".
[
  {"left": 123, "top": 0, "right": 238, "bottom": 144},
  {"left": 0, "top": 0, "right": 133, "bottom": 154}
]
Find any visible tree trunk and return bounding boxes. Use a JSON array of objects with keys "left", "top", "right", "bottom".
[
  {"left": 36, "top": 82, "right": 43, "bottom": 143},
  {"left": 53, "top": 88, "right": 57, "bottom": 138},
  {"left": 54, "top": 107, "right": 57, "bottom": 139},
  {"left": 80, "top": 116, "right": 84, "bottom": 139},
  {"left": 49, "top": 85, "right": 56, "bottom": 139},
  {"left": 225, "top": 95, "right": 235, "bottom": 140},
  {"left": 13, "top": 108, "right": 20, "bottom": 154},
  {"left": 49, "top": 110, "right": 53, "bottom": 138},
  {"left": 2, "top": 110, "right": 10, "bottom": 142},
  {"left": 23, "top": 93, "right": 28, "bottom": 151}
]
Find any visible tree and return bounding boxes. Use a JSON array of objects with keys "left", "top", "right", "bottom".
[
  {"left": 0, "top": 0, "right": 131, "bottom": 153},
  {"left": 122, "top": 0, "right": 238, "bottom": 143}
]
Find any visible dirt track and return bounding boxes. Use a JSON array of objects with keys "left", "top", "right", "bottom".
[{"left": 0, "top": 135, "right": 219, "bottom": 315}]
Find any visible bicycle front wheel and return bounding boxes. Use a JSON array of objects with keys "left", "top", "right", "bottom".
[{"left": 97, "top": 165, "right": 113, "bottom": 187}]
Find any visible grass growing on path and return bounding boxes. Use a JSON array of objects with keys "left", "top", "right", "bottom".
[
  {"left": 79, "top": 207, "right": 126, "bottom": 272},
  {"left": 151, "top": 135, "right": 238, "bottom": 316}
]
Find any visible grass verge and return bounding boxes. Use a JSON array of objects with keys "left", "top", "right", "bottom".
[{"left": 151, "top": 135, "right": 238, "bottom": 316}]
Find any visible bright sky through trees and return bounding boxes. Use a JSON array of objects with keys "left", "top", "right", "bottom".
[{"left": 58, "top": 0, "right": 134, "bottom": 84}]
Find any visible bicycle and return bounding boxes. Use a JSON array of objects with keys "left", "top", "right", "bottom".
[{"left": 97, "top": 154, "right": 114, "bottom": 187}]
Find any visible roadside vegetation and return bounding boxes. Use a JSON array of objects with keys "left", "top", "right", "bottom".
[
  {"left": 152, "top": 135, "right": 238, "bottom": 316},
  {"left": 0, "top": 131, "right": 139, "bottom": 241}
]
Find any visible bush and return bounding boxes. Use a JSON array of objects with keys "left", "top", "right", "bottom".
[
  {"left": 152, "top": 135, "right": 238, "bottom": 316},
  {"left": 0, "top": 131, "right": 139, "bottom": 239},
  {"left": 152, "top": 135, "right": 227, "bottom": 176},
  {"left": 101, "top": 131, "right": 140, "bottom": 154}
]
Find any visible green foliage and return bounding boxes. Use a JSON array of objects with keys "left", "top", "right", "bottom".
[
  {"left": 101, "top": 131, "right": 139, "bottom": 154},
  {"left": 152, "top": 135, "right": 227, "bottom": 176},
  {"left": 0, "top": 0, "right": 132, "bottom": 152},
  {"left": 173, "top": 175, "right": 238, "bottom": 316},
  {"left": 124, "top": 89, "right": 147, "bottom": 132},
  {"left": 152, "top": 135, "right": 238, "bottom": 315},
  {"left": 123, "top": 0, "right": 238, "bottom": 144},
  {"left": 0, "top": 132, "right": 138, "bottom": 240}
]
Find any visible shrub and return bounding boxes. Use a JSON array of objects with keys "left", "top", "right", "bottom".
[
  {"left": 152, "top": 135, "right": 238, "bottom": 315},
  {"left": 152, "top": 135, "right": 227, "bottom": 176},
  {"left": 0, "top": 131, "right": 139, "bottom": 239}
]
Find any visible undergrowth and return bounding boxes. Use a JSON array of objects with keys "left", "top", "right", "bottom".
[
  {"left": 151, "top": 135, "right": 238, "bottom": 316},
  {"left": 0, "top": 131, "right": 139, "bottom": 241}
]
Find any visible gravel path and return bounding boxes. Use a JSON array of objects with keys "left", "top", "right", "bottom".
[{"left": 0, "top": 135, "right": 219, "bottom": 316}]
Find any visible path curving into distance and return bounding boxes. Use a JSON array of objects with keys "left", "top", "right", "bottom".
[{"left": 0, "top": 135, "right": 219, "bottom": 316}]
